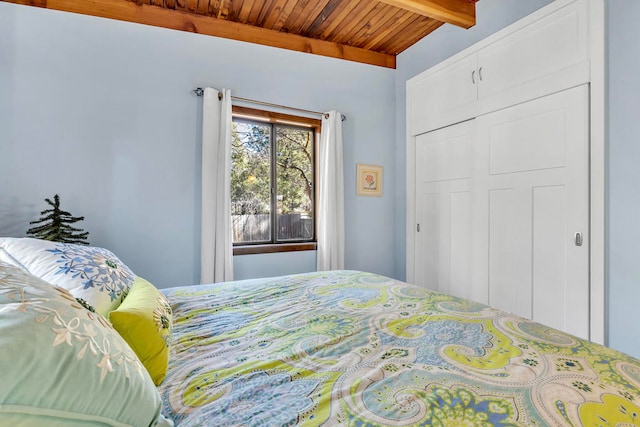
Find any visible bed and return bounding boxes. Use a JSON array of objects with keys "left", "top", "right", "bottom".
[{"left": 1, "top": 238, "right": 640, "bottom": 426}]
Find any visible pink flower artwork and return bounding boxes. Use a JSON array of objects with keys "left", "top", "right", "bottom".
[
  {"left": 364, "top": 173, "right": 377, "bottom": 190},
  {"left": 357, "top": 164, "right": 382, "bottom": 197}
]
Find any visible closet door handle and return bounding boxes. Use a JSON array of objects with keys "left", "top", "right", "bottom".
[
  {"left": 471, "top": 70, "right": 476, "bottom": 84},
  {"left": 478, "top": 66, "right": 483, "bottom": 81}
]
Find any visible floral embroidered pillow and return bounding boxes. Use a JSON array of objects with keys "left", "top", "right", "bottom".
[
  {"left": 0, "top": 261, "right": 172, "bottom": 426},
  {"left": 0, "top": 237, "right": 135, "bottom": 316}
]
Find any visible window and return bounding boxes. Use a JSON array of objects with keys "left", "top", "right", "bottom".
[{"left": 230, "top": 106, "right": 320, "bottom": 254}]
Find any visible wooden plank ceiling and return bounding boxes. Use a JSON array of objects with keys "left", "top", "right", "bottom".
[{"left": 3, "top": 0, "right": 478, "bottom": 68}]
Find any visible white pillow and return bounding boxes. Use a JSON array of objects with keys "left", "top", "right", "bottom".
[
  {"left": 0, "top": 237, "right": 135, "bottom": 316},
  {"left": 0, "top": 261, "right": 173, "bottom": 426}
]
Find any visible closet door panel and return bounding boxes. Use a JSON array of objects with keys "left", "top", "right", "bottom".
[
  {"left": 475, "top": 85, "right": 589, "bottom": 339},
  {"left": 449, "top": 192, "right": 472, "bottom": 299},
  {"left": 488, "top": 187, "right": 532, "bottom": 319},
  {"left": 415, "top": 193, "right": 440, "bottom": 290},
  {"left": 532, "top": 186, "right": 568, "bottom": 330},
  {"left": 414, "top": 120, "right": 474, "bottom": 299},
  {"left": 416, "top": 182, "right": 472, "bottom": 297},
  {"left": 488, "top": 109, "right": 566, "bottom": 174}
]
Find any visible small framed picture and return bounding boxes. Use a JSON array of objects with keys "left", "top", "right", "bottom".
[{"left": 356, "top": 164, "right": 383, "bottom": 197}]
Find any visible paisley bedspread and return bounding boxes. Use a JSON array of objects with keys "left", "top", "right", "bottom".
[{"left": 158, "top": 270, "right": 640, "bottom": 426}]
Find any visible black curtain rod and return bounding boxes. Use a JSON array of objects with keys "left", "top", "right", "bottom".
[{"left": 193, "top": 87, "right": 346, "bottom": 121}]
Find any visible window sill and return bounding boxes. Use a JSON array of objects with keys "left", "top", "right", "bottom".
[{"left": 233, "top": 242, "right": 317, "bottom": 256}]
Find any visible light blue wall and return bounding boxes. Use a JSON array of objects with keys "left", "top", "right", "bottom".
[
  {"left": 606, "top": 0, "right": 640, "bottom": 358},
  {"left": 233, "top": 251, "right": 317, "bottom": 281},
  {"left": 393, "top": 0, "right": 554, "bottom": 281},
  {"left": 0, "top": 3, "right": 396, "bottom": 288}
]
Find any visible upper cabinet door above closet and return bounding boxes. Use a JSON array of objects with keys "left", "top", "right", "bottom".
[
  {"left": 407, "top": 0, "right": 589, "bottom": 137},
  {"left": 408, "top": 55, "right": 478, "bottom": 136},
  {"left": 478, "top": 1, "right": 588, "bottom": 100}
]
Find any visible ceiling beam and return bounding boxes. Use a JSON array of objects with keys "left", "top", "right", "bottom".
[
  {"left": 4, "top": 0, "right": 396, "bottom": 69},
  {"left": 378, "top": 0, "right": 476, "bottom": 29}
]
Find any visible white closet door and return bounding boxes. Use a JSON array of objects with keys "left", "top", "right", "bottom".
[
  {"left": 414, "top": 120, "right": 475, "bottom": 300},
  {"left": 474, "top": 85, "right": 589, "bottom": 339}
]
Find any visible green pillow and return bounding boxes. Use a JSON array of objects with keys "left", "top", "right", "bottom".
[
  {"left": 0, "top": 261, "right": 172, "bottom": 427},
  {"left": 109, "top": 277, "right": 173, "bottom": 385}
]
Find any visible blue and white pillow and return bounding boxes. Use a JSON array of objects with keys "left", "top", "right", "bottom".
[{"left": 0, "top": 237, "right": 135, "bottom": 316}]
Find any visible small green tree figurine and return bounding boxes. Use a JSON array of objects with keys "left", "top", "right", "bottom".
[{"left": 27, "top": 194, "right": 90, "bottom": 245}]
